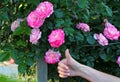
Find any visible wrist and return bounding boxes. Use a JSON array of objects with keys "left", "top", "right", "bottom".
[
  {"left": 77, "top": 64, "right": 87, "bottom": 76},
  {"left": 72, "top": 61, "right": 87, "bottom": 76},
  {"left": 77, "top": 64, "right": 99, "bottom": 82}
]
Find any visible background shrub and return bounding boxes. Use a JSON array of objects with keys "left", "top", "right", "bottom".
[{"left": 0, "top": 0, "right": 120, "bottom": 81}]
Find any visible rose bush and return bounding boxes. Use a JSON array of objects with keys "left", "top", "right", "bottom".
[{"left": 0, "top": 0, "right": 120, "bottom": 81}]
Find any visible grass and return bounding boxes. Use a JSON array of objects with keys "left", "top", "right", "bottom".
[
  {"left": 0, "top": 75, "right": 37, "bottom": 82},
  {"left": 0, "top": 75, "right": 19, "bottom": 82}
]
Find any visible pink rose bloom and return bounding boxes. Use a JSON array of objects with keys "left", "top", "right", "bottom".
[
  {"left": 48, "top": 29, "right": 65, "bottom": 48},
  {"left": 30, "top": 29, "right": 42, "bottom": 44},
  {"left": 35, "top": 1, "right": 54, "bottom": 19},
  {"left": 76, "top": 23, "right": 90, "bottom": 32},
  {"left": 11, "top": 18, "right": 24, "bottom": 32},
  {"left": 27, "top": 11, "right": 45, "bottom": 28},
  {"left": 103, "top": 21, "right": 119, "bottom": 40},
  {"left": 44, "top": 49, "right": 61, "bottom": 64},
  {"left": 9, "top": 58, "right": 15, "bottom": 64},
  {"left": 94, "top": 33, "right": 108, "bottom": 46},
  {"left": 117, "top": 56, "right": 120, "bottom": 66}
]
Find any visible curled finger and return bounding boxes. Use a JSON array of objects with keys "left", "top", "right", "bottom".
[{"left": 59, "top": 74, "right": 68, "bottom": 78}]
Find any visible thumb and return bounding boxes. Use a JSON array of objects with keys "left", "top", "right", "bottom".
[{"left": 65, "top": 49, "right": 71, "bottom": 61}]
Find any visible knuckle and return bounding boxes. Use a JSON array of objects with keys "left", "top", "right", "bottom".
[{"left": 58, "top": 62, "right": 62, "bottom": 66}]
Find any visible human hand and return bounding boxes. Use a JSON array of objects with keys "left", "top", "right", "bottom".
[{"left": 58, "top": 49, "right": 81, "bottom": 78}]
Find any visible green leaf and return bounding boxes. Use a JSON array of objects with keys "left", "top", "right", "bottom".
[
  {"left": 0, "top": 48, "right": 10, "bottom": 61},
  {"left": 20, "top": 21, "right": 31, "bottom": 35},
  {"left": 55, "top": 19, "right": 65, "bottom": 27},
  {"left": 71, "top": 52, "right": 80, "bottom": 60},
  {"left": 12, "top": 27, "right": 23, "bottom": 35},
  {"left": 27, "top": 0, "right": 40, "bottom": 5},
  {"left": 116, "top": 49, "right": 120, "bottom": 55},
  {"left": 106, "top": 48, "right": 112, "bottom": 55},
  {"left": 100, "top": 53, "right": 107, "bottom": 61},
  {"left": 84, "top": 14, "right": 89, "bottom": 22},
  {"left": 64, "top": 18, "right": 72, "bottom": 27},
  {"left": 47, "top": 22, "right": 53, "bottom": 30},
  {"left": 27, "top": 53, "right": 34, "bottom": 57},
  {"left": 24, "top": 26, "right": 31, "bottom": 36},
  {"left": 78, "top": 0, "right": 87, "bottom": 9},
  {"left": 69, "top": 35, "right": 75, "bottom": 42},
  {"left": 86, "top": 9, "right": 90, "bottom": 16},
  {"left": 1, "top": 12, "right": 9, "bottom": 20},
  {"left": 12, "top": 21, "right": 31, "bottom": 36},
  {"left": 87, "top": 61, "right": 94, "bottom": 67},
  {"left": 63, "top": 27, "right": 75, "bottom": 36},
  {"left": 75, "top": 32, "right": 84, "bottom": 41},
  {"left": 101, "top": 2, "right": 113, "bottom": 16},
  {"left": 105, "top": 6, "right": 113, "bottom": 17},
  {"left": 0, "top": 21, "right": 1, "bottom": 26},
  {"left": 26, "top": 57, "right": 34, "bottom": 66},
  {"left": 54, "top": 9, "right": 64, "bottom": 18},
  {"left": 16, "top": 40, "right": 27, "bottom": 47},
  {"left": 86, "top": 35, "right": 95, "bottom": 45},
  {"left": 11, "top": 49, "right": 18, "bottom": 60},
  {"left": 18, "top": 52, "right": 25, "bottom": 58},
  {"left": 18, "top": 63, "right": 27, "bottom": 73},
  {"left": 15, "top": 58, "right": 24, "bottom": 64},
  {"left": 34, "top": 56, "right": 39, "bottom": 61},
  {"left": 88, "top": 56, "right": 94, "bottom": 61},
  {"left": 0, "top": 51, "right": 10, "bottom": 61},
  {"left": 52, "top": 0, "right": 59, "bottom": 3}
]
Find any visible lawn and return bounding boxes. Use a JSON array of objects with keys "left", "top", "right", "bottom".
[{"left": 0, "top": 75, "right": 37, "bottom": 82}]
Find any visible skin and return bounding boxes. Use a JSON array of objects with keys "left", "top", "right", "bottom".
[{"left": 58, "top": 49, "right": 120, "bottom": 82}]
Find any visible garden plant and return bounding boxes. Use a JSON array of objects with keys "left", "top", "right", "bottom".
[{"left": 0, "top": 0, "right": 120, "bottom": 82}]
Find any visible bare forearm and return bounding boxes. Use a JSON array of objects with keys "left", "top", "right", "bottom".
[{"left": 77, "top": 64, "right": 120, "bottom": 82}]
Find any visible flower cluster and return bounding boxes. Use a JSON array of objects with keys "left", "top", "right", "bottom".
[
  {"left": 27, "top": 1, "right": 53, "bottom": 44},
  {"left": 11, "top": 1, "right": 64, "bottom": 64},
  {"left": 76, "top": 20, "right": 120, "bottom": 46},
  {"left": 45, "top": 29, "right": 65, "bottom": 64},
  {"left": 76, "top": 21, "right": 120, "bottom": 46},
  {"left": 26, "top": 1, "right": 63, "bottom": 64},
  {"left": 27, "top": 1, "right": 53, "bottom": 28},
  {"left": 96, "top": 21, "right": 119, "bottom": 46}
]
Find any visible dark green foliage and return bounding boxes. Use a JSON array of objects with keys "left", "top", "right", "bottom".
[{"left": 0, "top": 0, "right": 120, "bottom": 81}]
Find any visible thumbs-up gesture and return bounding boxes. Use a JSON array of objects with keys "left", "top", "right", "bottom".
[
  {"left": 58, "top": 49, "right": 81, "bottom": 78},
  {"left": 58, "top": 49, "right": 120, "bottom": 82}
]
